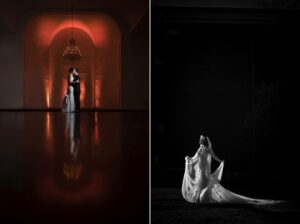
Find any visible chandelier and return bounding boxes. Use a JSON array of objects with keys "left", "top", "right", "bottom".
[
  {"left": 63, "top": 38, "right": 82, "bottom": 60},
  {"left": 62, "top": 5, "right": 82, "bottom": 60}
]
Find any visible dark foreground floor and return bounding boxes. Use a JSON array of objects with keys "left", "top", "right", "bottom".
[
  {"left": 0, "top": 111, "right": 148, "bottom": 224},
  {"left": 152, "top": 188, "right": 300, "bottom": 224}
]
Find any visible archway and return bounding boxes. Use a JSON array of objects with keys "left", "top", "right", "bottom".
[
  {"left": 24, "top": 14, "right": 121, "bottom": 109},
  {"left": 49, "top": 28, "right": 95, "bottom": 108}
]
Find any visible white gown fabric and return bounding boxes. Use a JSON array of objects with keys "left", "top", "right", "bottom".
[
  {"left": 65, "top": 113, "right": 79, "bottom": 157},
  {"left": 182, "top": 148, "right": 281, "bottom": 206},
  {"left": 62, "top": 74, "right": 75, "bottom": 113}
]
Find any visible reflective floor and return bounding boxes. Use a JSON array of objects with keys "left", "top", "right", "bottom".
[
  {"left": 0, "top": 111, "right": 149, "bottom": 223},
  {"left": 152, "top": 189, "right": 300, "bottom": 224}
]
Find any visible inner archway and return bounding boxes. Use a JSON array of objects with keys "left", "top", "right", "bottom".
[
  {"left": 49, "top": 28, "right": 95, "bottom": 108},
  {"left": 24, "top": 13, "right": 121, "bottom": 109}
]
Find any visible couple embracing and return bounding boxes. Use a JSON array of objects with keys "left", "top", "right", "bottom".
[{"left": 62, "top": 67, "right": 80, "bottom": 113}]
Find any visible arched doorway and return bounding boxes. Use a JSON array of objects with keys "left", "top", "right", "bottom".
[
  {"left": 49, "top": 28, "right": 95, "bottom": 108},
  {"left": 24, "top": 14, "right": 121, "bottom": 109}
]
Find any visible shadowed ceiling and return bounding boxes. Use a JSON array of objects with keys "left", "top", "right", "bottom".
[
  {"left": 0, "top": 0, "right": 148, "bottom": 32},
  {"left": 152, "top": 0, "right": 300, "bottom": 9}
]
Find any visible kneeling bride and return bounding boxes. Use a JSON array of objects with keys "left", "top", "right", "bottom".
[{"left": 182, "top": 135, "right": 282, "bottom": 206}]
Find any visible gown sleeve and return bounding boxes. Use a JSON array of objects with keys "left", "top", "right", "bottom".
[
  {"left": 211, "top": 160, "right": 224, "bottom": 182},
  {"left": 182, "top": 153, "right": 200, "bottom": 202}
]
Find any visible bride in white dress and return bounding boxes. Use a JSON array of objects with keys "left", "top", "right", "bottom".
[
  {"left": 182, "top": 135, "right": 281, "bottom": 206},
  {"left": 62, "top": 69, "right": 77, "bottom": 113}
]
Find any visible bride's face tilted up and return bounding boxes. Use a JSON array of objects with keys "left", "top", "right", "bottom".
[
  {"left": 68, "top": 67, "right": 74, "bottom": 75},
  {"left": 199, "top": 135, "right": 208, "bottom": 147},
  {"left": 68, "top": 67, "right": 79, "bottom": 75},
  {"left": 73, "top": 68, "right": 79, "bottom": 76}
]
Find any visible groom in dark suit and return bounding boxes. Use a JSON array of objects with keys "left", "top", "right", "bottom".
[{"left": 71, "top": 68, "right": 80, "bottom": 111}]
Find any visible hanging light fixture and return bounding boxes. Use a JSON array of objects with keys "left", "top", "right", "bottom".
[{"left": 63, "top": 4, "right": 82, "bottom": 60}]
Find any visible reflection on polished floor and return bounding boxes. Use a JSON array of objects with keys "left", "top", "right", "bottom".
[{"left": 0, "top": 111, "right": 148, "bottom": 223}]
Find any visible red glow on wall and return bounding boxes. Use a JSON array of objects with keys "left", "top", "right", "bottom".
[
  {"left": 80, "top": 79, "right": 85, "bottom": 106},
  {"left": 44, "top": 78, "right": 51, "bottom": 108},
  {"left": 50, "top": 20, "right": 98, "bottom": 46},
  {"left": 95, "top": 79, "right": 101, "bottom": 107},
  {"left": 35, "top": 17, "right": 111, "bottom": 47},
  {"left": 24, "top": 14, "right": 121, "bottom": 109}
]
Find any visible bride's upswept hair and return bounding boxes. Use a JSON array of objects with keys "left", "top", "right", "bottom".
[
  {"left": 199, "top": 135, "right": 209, "bottom": 147},
  {"left": 68, "top": 67, "right": 79, "bottom": 73}
]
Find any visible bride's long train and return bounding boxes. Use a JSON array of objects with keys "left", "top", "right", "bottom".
[{"left": 182, "top": 160, "right": 284, "bottom": 208}]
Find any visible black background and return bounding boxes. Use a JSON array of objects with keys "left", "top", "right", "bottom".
[{"left": 151, "top": 6, "right": 300, "bottom": 200}]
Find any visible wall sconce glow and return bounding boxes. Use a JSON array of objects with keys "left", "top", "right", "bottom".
[
  {"left": 80, "top": 79, "right": 85, "bottom": 106},
  {"left": 44, "top": 78, "right": 51, "bottom": 108},
  {"left": 95, "top": 79, "right": 101, "bottom": 108}
]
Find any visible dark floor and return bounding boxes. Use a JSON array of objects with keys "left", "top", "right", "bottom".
[
  {"left": 152, "top": 188, "right": 300, "bottom": 224},
  {"left": 0, "top": 111, "right": 149, "bottom": 223}
]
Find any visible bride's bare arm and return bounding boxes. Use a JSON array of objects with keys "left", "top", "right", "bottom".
[
  {"left": 207, "top": 137, "right": 223, "bottom": 163},
  {"left": 209, "top": 148, "right": 222, "bottom": 163},
  {"left": 185, "top": 151, "right": 199, "bottom": 164}
]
